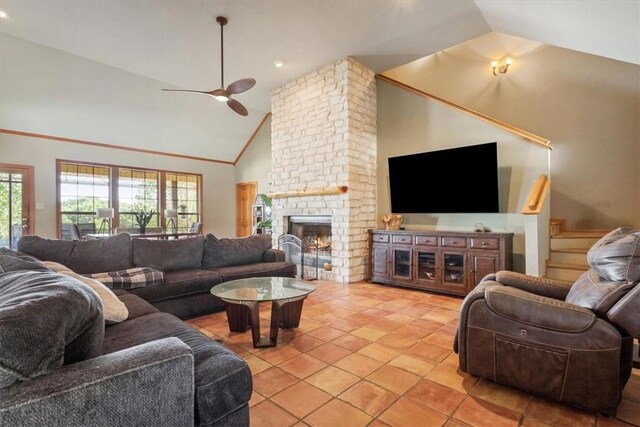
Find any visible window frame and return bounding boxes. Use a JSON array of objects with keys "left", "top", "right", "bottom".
[{"left": 56, "top": 159, "right": 203, "bottom": 238}]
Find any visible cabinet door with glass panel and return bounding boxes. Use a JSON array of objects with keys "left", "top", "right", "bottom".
[
  {"left": 391, "top": 246, "right": 413, "bottom": 284},
  {"left": 440, "top": 251, "right": 466, "bottom": 293}
]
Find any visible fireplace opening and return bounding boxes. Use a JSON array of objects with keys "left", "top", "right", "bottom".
[{"left": 281, "top": 216, "right": 332, "bottom": 278}]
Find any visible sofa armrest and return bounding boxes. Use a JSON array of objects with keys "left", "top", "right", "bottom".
[
  {"left": 607, "top": 285, "right": 640, "bottom": 337},
  {"left": 263, "top": 248, "right": 285, "bottom": 262},
  {"left": 0, "top": 337, "right": 194, "bottom": 426},
  {"left": 495, "top": 270, "right": 573, "bottom": 300},
  {"left": 485, "top": 285, "right": 596, "bottom": 332}
]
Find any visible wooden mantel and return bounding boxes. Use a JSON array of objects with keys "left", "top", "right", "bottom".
[{"left": 267, "top": 186, "right": 348, "bottom": 199}]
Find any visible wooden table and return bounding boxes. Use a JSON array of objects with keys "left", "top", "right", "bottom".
[{"left": 85, "top": 231, "right": 198, "bottom": 239}]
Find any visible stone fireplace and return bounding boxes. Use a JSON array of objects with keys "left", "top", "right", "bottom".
[
  {"left": 288, "top": 215, "right": 332, "bottom": 275},
  {"left": 270, "top": 57, "right": 377, "bottom": 283}
]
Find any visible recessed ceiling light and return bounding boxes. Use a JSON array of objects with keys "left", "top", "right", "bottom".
[
  {"left": 0, "top": 10, "right": 9, "bottom": 18},
  {"left": 273, "top": 60, "right": 284, "bottom": 68}
]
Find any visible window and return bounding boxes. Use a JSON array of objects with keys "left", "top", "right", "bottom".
[
  {"left": 118, "top": 168, "right": 159, "bottom": 229},
  {"left": 166, "top": 173, "right": 200, "bottom": 232},
  {"left": 57, "top": 160, "right": 202, "bottom": 238},
  {"left": 59, "top": 163, "right": 110, "bottom": 237}
]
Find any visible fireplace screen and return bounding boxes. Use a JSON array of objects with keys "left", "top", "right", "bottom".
[{"left": 278, "top": 215, "right": 332, "bottom": 280}]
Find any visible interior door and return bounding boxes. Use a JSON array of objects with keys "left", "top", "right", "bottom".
[
  {"left": 235, "top": 182, "right": 257, "bottom": 237},
  {"left": 0, "top": 164, "right": 34, "bottom": 249}
]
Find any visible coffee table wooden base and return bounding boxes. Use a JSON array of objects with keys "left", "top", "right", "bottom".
[{"left": 222, "top": 296, "right": 307, "bottom": 348}]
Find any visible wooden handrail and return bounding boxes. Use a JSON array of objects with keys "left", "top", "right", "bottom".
[
  {"left": 376, "top": 74, "right": 552, "bottom": 150},
  {"left": 522, "top": 174, "right": 551, "bottom": 215},
  {"left": 267, "top": 186, "right": 348, "bottom": 199}
]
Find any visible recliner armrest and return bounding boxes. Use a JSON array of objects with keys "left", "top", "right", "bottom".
[
  {"left": 485, "top": 285, "right": 596, "bottom": 332},
  {"left": 607, "top": 285, "right": 640, "bottom": 337},
  {"left": 0, "top": 337, "right": 195, "bottom": 426},
  {"left": 495, "top": 270, "right": 572, "bottom": 300}
]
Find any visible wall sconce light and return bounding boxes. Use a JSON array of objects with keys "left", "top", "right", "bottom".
[{"left": 491, "top": 57, "right": 512, "bottom": 76}]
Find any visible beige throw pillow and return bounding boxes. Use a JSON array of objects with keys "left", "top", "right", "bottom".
[{"left": 43, "top": 261, "right": 129, "bottom": 324}]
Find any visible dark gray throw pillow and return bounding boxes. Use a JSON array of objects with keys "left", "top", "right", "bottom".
[
  {"left": 202, "top": 233, "right": 272, "bottom": 268},
  {"left": 0, "top": 270, "right": 104, "bottom": 388},
  {"left": 133, "top": 236, "right": 204, "bottom": 272},
  {"left": 0, "top": 247, "right": 51, "bottom": 272}
]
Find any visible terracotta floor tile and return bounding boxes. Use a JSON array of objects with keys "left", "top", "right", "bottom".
[
  {"left": 278, "top": 353, "right": 328, "bottom": 379},
  {"left": 351, "top": 326, "right": 389, "bottom": 341},
  {"left": 303, "top": 398, "right": 372, "bottom": 427},
  {"left": 525, "top": 396, "right": 595, "bottom": 426},
  {"left": 310, "top": 312, "right": 341, "bottom": 324},
  {"left": 388, "top": 354, "right": 436, "bottom": 377},
  {"left": 520, "top": 416, "right": 554, "bottom": 426},
  {"left": 357, "top": 342, "right": 400, "bottom": 363},
  {"left": 306, "top": 342, "right": 352, "bottom": 364},
  {"left": 423, "top": 331, "right": 455, "bottom": 348},
  {"left": 384, "top": 313, "right": 416, "bottom": 324},
  {"left": 405, "top": 378, "right": 466, "bottom": 415},
  {"left": 377, "top": 332, "right": 420, "bottom": 350},
  {"left": 250, "top": 400, "right": 298, "bottom": 427},
  {"left": 453, "top": 397, "right": 522, "bottom": 427},
  {"left": 256, "top": 345, "right": 301, "bottom": 365},
  {"left": 426, "top": 363, "right": 479, "bottom": 394},
  {"left": 408, "top": 341, "right": 452, "bottom": 363},
  {"left": 295, "top": 319, "right": 324, "bottom": 334},
  {"left": 305, "top": 366, "right": 360, "bottom": 396},
  {"left": 330, "top": 318, "right": 366, "bottom": 332},
  {"left": 470, "top": 379, "right": 531, "bottom": 414},
  {"left": 394, "top": 324, "right": 432, "bottom": 339},
  {"left": 288, "top": 334, "right": 326, "bottom": 353},
  {"left": 383, "top": 298, "right": 416, "bottom": 310},
  {"left": 378, "top": 397, "right": 448, "bottom": 427},
  {"left": 441, "top": 351, "right": 460, "bottom": 366},
  {"left": 271, "top": 381, "right": 332, "bottom": 418},
  {"left": 444, "top": 419, "right": 473, "bottom": 427},
  {"left": 332, "top": 333, "right": 371, "bottom": 351},
  {"left": 368, "top": 420, "right": 393, "bottom": 427},
  {"left": 244, "top": 355, "right": 272, "bottom": 375},
  {"left": 399, "top": 306, "right": 433, "bottom": 318},
  {"left": 366, "top": 365, "right": 421, "bottom": 394},
  {"left": 249, "top": 391, "right": 265, "bottom": 407},
  {"left": 339, "top": 380, "right": 399, "bottom": 416},
  {"left": 616, "top": 398, "right": 640, "bottom": 426},
  {"left": 412, "top": 318, "right": 447, "bottom": 333},
  {"left": 368, "top": 318, "right": 405, "bottom": 332},
  {"left": 334, "top": 352, "right": 384, "bottom": 377},
  {"left": 421, "top": 308, "right": 459, "bottom": 324},
  {"left": 252, "top": 367, "right": 300, "bottom": 397},
  {"left": 623, "top": 372, "right": 640, "bottom": 402},
  {"left": 597, "top": 414, "right": 639, "bottom": 427},
  {"left": 307, "top": 325, "right": 346, "bottom": 341}
]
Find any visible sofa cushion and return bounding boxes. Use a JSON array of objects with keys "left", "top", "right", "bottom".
[
  {"left": 114, "top": 293, "right": 160, "bottom": 320},
  {"left": 210, "top": 261, "right": 296, "bottom": 282},
  {"left": 133, "top": 237, "right": 204, "bottom": 272},
  {"left": 87, "top": 267, "right": 165, "bottom": 289},
  {"left": 102, "top": 312, "right": 252, "bottom": 425},
  {"left": 0, "top": 270, "right": 104, "bottom": 388},
  {"left": 42, "top": 261, "right": 128, "bottom": 324},
  {"left": 587, "top": 227, "right": 640, "bottom": 283},
  {"left": 0, "top": 247, "right": 50, "bottom": 272},
  {"left": 18, "top": 234, "right": 134, "bottom": 274},
  {"left": 129, "top": 268, "right": 223, "bottom": 303},
  {"left": 202, "top": 234, "right": 272, "bottom": 268}
]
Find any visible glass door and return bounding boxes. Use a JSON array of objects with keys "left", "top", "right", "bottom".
[
  {"left": 441, "top": 251, "right": 466, "bottom": 293},
  {"left": 415, "top": 249, "right": 437, "bottom": 287},
  {"left": 0, "top": 165, "right": 34, "bottom": 249},
  {"left": 391, "top": 246, "right": 413, "bottom": 283}
]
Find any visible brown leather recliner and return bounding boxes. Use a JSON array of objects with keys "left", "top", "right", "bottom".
[{"left": 455, "top": 228, "right": 640, "bottom": 415}]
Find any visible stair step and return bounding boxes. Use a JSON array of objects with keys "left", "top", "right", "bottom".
[
  {"left": 549, "top": 250, "right": 589, "bottom": 266},
  {"left": 547, "top": 262, "right": 588, "bottom": 271},
  {"left": 553, "top": 230, "right": 608, "bottom": 238},
  {"left": 550, "top": 237, "right": 601, "bottom": 250}
]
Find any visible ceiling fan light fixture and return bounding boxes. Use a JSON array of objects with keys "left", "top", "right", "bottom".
[
  {"left": 213, "top": 94, "right": 229, "bottom": 102},
  {"left": 0, "top": 10, "right": 9, "bottom": 18}
]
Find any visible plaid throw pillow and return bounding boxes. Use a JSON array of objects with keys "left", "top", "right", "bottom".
[{"left": 87, "top": 267, "right": 164, "bottom": 289}]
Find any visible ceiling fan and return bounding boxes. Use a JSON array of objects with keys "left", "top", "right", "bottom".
[{"left": 162, "top": 16, "right": 255, "bottom": 116}]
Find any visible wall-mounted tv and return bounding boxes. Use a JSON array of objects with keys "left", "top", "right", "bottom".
[{"left": 388, "top": 142, "right": 500, "bottom": 214}]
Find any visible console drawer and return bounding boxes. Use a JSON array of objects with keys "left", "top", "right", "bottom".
[
  {"left": 441, "top": 237, "right": 467, "bottom": 248},
  {"left": 372, "top": 234, "right": 389, "bottom": 243},
  {"left": 471, "top": 238, "right": 499, "bottom": 250},
  {"left": 392, "top": 234, "right": 412, "bottom": 244},
  {"left": 415, "top": 235, "right": 437, "bottom": 246}
]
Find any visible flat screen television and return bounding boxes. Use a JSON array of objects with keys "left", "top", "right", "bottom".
[{"left": 388, "top": 142, "right": 500, "bottom": 213}]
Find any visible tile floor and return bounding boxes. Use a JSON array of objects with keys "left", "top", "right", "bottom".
[{"left": 187, "top": 280, "right": 640, "bottom": 427}]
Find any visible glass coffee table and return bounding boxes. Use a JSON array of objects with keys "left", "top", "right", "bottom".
[{"left": 210, "top": 277, "right": 316, "bottom": 348}]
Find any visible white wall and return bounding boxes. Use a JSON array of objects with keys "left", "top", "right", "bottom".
[
  {"left": 385, "top": 32, "right": 640, "bottom": 229},
  {"left": 0, "top": 34, "right": 237, "bottom": 238},
  {"left": 377, "top": 80, "right": 550, "bottom": 273},
  {"left": 0, "top": 133, "right": 236, "bottom": 239},
  {"left": 234, "top": 115, "right": 272, "bottom": 194}
]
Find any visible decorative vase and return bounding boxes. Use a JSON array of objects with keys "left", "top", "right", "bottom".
[{"left": 139, "top": 226, "right": 146, "bottom": 234}]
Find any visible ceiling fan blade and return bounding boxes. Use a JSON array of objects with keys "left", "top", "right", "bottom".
[
  {"left": 226, "top": 78, "right": 256, "bottom": 95},
  {"left": 227, "top": 98, "right": 248, "bottom": 116},
  {"left": 161, "top": 89, "right": 213, "bottom": 95}
]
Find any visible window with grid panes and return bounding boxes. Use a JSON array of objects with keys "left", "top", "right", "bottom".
[
  {"left": 118, "top": 168, "right": 159, "bottom": 229},
  {"left": 59, "top": 163, "right": 110, "bottom": 237},
  {"left": 165, "top": 173, "right": 201, "bottom": 232}
]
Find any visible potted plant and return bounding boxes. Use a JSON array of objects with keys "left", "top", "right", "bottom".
[{"left": 134, "top": 210, "right": 155, "bottom": 234}]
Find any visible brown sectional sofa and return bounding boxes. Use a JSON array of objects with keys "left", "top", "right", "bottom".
[{"left": 17, "top": 232, "right": 297, "bottom": 319}]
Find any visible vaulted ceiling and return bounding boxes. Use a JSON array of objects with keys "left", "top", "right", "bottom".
[{"left": 1, "top": 0, "right": 637, "bottom": 161}]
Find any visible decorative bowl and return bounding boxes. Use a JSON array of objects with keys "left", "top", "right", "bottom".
[
  {"left": 449, "top": 273, "right": 461, "bottom": 280},
  {"left": 425, "top": 272, "right": 434, "bottom": 279}
]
